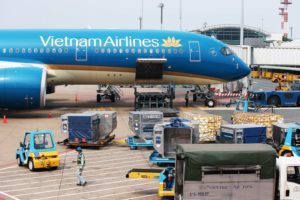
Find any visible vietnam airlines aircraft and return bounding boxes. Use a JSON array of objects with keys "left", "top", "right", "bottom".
[{"left": 0, "top": 29, "right": 250, "bottom": 109}]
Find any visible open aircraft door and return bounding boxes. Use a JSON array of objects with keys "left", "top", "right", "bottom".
[{"left": 135, "top": 58, "right": 167, "bottom": 80}]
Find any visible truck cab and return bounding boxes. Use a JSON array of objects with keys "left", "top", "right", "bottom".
[
  {"left": 16, "top": 130, "right": 60, "bottom": 171},
  {"left": 276, "top": 157, "right": 300, "bottom": 200},
  {"left": 235, "top": 100, "right": 258, "bottom": 113}
]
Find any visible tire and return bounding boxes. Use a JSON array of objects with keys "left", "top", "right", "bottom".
[
  {"left": 96, "top": 94, "right": 101, "bottom": 102},
  {"left": 28, "top": 159, "right": 35, "bottom": 171},
  {"left": 267, "top": 96, "right": 280, "bottom": 107},
  {"left": 17, "top": 156, "right": 22, "bottom": 167},
  {"left": 206, "top": 99, "right": 215, "bottom": 108}
]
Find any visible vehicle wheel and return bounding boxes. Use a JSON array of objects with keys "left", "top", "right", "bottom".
[
  {"left": 267, "top": 96, "right": 280, "bottom": 107},
  {"left": 193, "top": 94, "right": 197, "bottom": 102},
  {"left": 17, "top": 156, "right": 22, "bottom": 167},
  {"left": 130, "top": 146, "right": 137, "bottom": 150},
  {"left": 206, "top": 99, "right": 215, "bottom": 108},
  {"left": 96, "top": 94, "right": 101, "bottom": 102},
  {"left": 28, "top": 159, "right": 35, "bottom": 171}
]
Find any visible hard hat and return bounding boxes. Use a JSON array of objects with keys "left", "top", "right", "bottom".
[{"left": 76, "top": 146, "right": 82, "bottom": 151}]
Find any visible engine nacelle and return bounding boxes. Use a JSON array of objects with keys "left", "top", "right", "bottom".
[{"left": 0, "top": 65, "right": 46, "bottom": 109}]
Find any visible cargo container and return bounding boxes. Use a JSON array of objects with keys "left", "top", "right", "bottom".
[
  {"left": 128, "top": 111, "right": 163, "bottom": 150},
  {"left": 84, "top": 111, "right": 117, "bottom": 139},
  {"left": 219, "top": 124, "right": 267, "bottom": 144},
  {"left": 60, "top": 112, "right": 115, "bottom": 147},
  {"left": 149, "top": 118, "right": 199, "bottom": 164}
]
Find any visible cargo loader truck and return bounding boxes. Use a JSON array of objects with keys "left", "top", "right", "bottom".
[{"left": 127, "top": 144, "right": 300, "bottom": 200}]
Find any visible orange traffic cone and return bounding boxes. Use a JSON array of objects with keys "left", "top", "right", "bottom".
[{"left": 3, "top": 115, "right": 7, "bottom": 124}]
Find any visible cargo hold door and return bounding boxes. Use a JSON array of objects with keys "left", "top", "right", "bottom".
[{"left": 135, "top": 58, "right": 167, "bottom": 80}]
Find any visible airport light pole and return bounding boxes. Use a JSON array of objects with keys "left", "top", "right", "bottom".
[
  {"left": 139, "top": 0, "right": 144, "bottom": 30},
  {"left": 240, "top": 0, "right": 244, "bottom": 46},
  {"left": 179, "top": 0, "right": 182, "bottom": 31},
  {"left": 158, "top": 3, "right": 164, "bottom": 30}
]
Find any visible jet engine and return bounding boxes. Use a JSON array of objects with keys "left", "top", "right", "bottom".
[{"left": 0, "top": 65, "right": 46, "bottom": 109}]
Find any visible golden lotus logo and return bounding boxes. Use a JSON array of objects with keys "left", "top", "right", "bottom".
[{"left": 162, "top": 37, "right": 182, "bottom": 47}]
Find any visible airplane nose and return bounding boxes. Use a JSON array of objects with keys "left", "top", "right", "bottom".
[{"left": 239, "top": 60, "right": 251, "bottom": 78}]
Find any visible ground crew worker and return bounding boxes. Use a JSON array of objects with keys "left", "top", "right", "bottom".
[
  {"left": 185, "top": 91, "right": 190, "bottom": 107},
  {"left": 75, "top": 147, "right": 87, "bottom": 186}
]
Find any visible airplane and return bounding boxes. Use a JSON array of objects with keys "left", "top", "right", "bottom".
[{"left": 0, "top": 29, "right": 250, "bottom": 109}]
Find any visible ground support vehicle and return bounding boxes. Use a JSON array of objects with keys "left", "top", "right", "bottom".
[
  {"left": 250, "top": 65, "right": 260, "bottom": 78},
  {"left": 249, "top": 91, "right": 300, "bottom": 107},
  {"left": 60, "top": 112, "right": 116, "bottom": 147},
  {"left": 127, "top": 111, "right": 163, "bottom": 150},
  {"left": 192, "top": 85, "right": 216, "bottom": 107},
  {"left": 291, "top": 79, "right": 300, "bottom": 90},
  {"left": 219, "top": 124, "right": 267, "bottom": 144},
  {"left": 149, "top": 118, "right": 199, "bottom": 165},
  {"left": 270, "top": 123, "right": 300, "bottom": 157},
  {"left": 96, "top": 85, "right": 122, "bottom": 102},
  {"left": 126, "top": 167, "right": 175, "bottom": 197},
  {"left": 16, "top": 130, "right": 60, "bottom": 171},
  {"left": 276, "top": 157, "right": 300, "bottom": 200}
]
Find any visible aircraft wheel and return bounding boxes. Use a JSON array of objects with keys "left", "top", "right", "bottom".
[
  {"left": 28, "top": 159, "right": 35, "bottom": 171},
  {"left": 206, "top": 99, "right": 215, "bottom": 108},
  {"left": 17, "top": 156, "right": 22, "bottom": 167},
  {"left": 96, "top": 94, "right": 101, "bottom": 102}
]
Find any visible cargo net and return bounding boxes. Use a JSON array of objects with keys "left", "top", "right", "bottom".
[
  {"left": 182, "top": 112, "right": 223, "bottom": 142},
  {"left": 232, "top": 112, "right": 284, "bottom": 138}
]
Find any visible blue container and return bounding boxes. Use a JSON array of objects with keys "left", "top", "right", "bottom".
[{"left": 220, "top": 124, "right": 267, "bottom": 144}]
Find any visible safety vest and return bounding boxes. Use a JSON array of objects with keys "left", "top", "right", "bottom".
[{"left": 77, "top": 152, "right": 85, "bottom": 166}]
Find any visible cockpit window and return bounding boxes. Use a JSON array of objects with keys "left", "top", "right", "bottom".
[{"left": 221, "top": 47, "right": 233, "bottom": 56}]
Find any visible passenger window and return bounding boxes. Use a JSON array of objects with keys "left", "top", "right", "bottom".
[
  {"left": 64, "top": 48, "right": 68, "bottom": 53},
  {"left": 40, "top": 48, "right": 44, "bottom": 53},
  {"left": 173, "top": 49, "right": 178, "bottom": 54},
  {"left": 162, "top": 49, "right": 166, "bottom": 54},
  {"left": 52, "top": 48, "right": 56, "bottom": 54},
  {"left": 167, "top": 49, "right": 172, "bottom": 54},
  {"left": 155, "top": 49, "right": 160, "bottom": 54},
  {"left": 9, "top": 48, "right": 13, "bottom": 53},
  {"left": 58, "top": 48, "right": 63, "bottom": 54},
  {"left": 143, "top": 49, "right": 147, "bottom": 54},
  {"left": 95, "top": 48, "right": 99, "bottom": 54},
  {"left": 46, "top": 48, "right": 50, "bottom": 54},
  {"left": 33, "top": 48, "right": 38, "bottom": 54},
  {"left": 137, "top": 49, "right": 141, "bottom": 54},
  {"left": 15, "top": 48, "right": 20, "bottom": 54},
  {"left": 131, "top": 49, "right": 135, "bottom": 54},
  {"left": 179, "top": 49, "right": 184, "bottom": 54},
  {"left": 100, "top": 48, "right": 105, "bottom": 53},
  {"left": 125, "top": 49, "right": 129, "bottom": 53},
  {"left": 149, "top": 49, "right": 153, "bottom": 54},
  {"left": 28, "top": 48, "right": 32, "bottom": 54},
  {"left": 21, "top": 48, "right": 26, "bottom": 53},
  {"left": 2, "top": 48, "right": 6, "bottom": 53},
  {"left": 107, "top": 48, "right": 111, "bottom": 54},
  {"left": 113, "top": 48, "right": 117, "bottom": 54},
  {"left": 119, "top": 49, "right": 123, "bottom": 54}
]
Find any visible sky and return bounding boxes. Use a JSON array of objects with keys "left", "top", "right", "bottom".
[{"left": 0, "top": 0, "right": 299, "bottom": 39}]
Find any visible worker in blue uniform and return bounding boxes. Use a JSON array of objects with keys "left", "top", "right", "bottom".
[{"left": 75, "top": 147, "right": 87, "bottom": 186}]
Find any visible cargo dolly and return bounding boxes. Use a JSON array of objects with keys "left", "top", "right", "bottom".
[{"left": 127, "top": 136, "right": 153, "bottom": 150}]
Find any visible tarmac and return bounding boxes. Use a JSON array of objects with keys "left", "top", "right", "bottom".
[{"left": 0, "top": 79, "right": 300, "bottom": 200}]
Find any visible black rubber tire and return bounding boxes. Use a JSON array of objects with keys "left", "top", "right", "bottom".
[
  {"left": 267, "top": 96, "right": 280, "bottom": 107},
  {"left": 28, "top": 159, "right": 35, "bottom": 171},
  {"left": 17, "top": 156, "right": 22, "bottom": 167},
  {"left": 96, "top": 94, "right": 101, "bottom": 102},
  {"left": 206, "top": 99, "right": 215, "bottom": 108}
]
